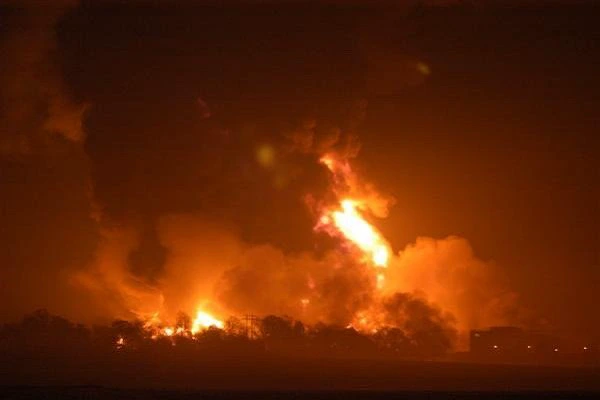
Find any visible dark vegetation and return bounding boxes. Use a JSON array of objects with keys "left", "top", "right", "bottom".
[
  {"left": 0, "top": 310, "right": 599, "bottom": 391},
  {"left": 2, "top": 388, "right": 600, "bottom": 400},
  {"left": 0, "top": 309, "right": 452, "bottom": 361}
]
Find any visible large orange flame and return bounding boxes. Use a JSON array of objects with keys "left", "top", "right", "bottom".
[
  {"left": 329, "top": 199, "right": 389, "bottom": 267},
  {"left": 191, "top": 310, "right": 224, "bottom": 333},
  {"left": 127, "top": 150, "right": 393, "bottom": 342},
  {"left": 317, "top": 154, "right": 391, "bottom": 270},
  {"left": 139, "top": 308, "right": 224, "bottom": 342}
]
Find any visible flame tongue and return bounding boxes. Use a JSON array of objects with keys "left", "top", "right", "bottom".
[
  {"left": 328, "top": 199, "right": 389, "bottom": 267},
  {"left": 317, "top": 154, "right": 391, "bottom": 269}
]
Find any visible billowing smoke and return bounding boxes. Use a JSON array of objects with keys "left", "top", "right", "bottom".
[
  {"left": 0, "top": 0, "right": 98, "bottom": 323},
  {"left": 385, "top": 236, "right": 522, "bottom": 333},
  {"left": 0, "top": 1, "right": 533, "bottom": 348},
  {"left": 210, "top": 232, "right": 516, "bottom": 349},
  {"left": 156, "top": 213, "right": 242, "bottom": 317},
  {"left": 202, "top": 121, "right": 521, "bottom": 349},
  {"left": 215, "top": 246, "right": 377, "bottom": 326},
  {"left": 377, "top": 292, "right": 457, "bottom": 355},
  {"left": 76, "top": 102, "right": 522, "bottom": 350},
  {"left": 0, "top": 0, "right": 87, "bottom": 156},
  {"left": 71, "top": 226, "right": 165, "bottom": 321}
]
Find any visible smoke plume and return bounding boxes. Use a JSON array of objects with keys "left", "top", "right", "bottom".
[
  {"left": 0, "top": 1, "right": 544, "bottom": 348},
  {"left": 0, "top": 0, "right": 87, "bottom": 156}
]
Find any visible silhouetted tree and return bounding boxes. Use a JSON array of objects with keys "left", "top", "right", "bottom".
[
  {"left": 198, "top": 326, "right": 224, "bottom": 346},
  {"left": 382, "top": 293, "right": 457, "bottom": 357},
  {"left": 111, "top": 319, "right": 145, "bottom": 348},
  {"left": 261, "top": 315, "right": 294, "bottom": 340},
  {"left": 309, "top": 324, "right": 376, "bottom": 357},
  {"left": 372, "top": 327, "right": 411, "bottom": 355}
]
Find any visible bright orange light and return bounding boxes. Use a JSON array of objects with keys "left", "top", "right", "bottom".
[
  {"left": 163, "top": 327, "right": 174, "bottom": 336},
  {"left": 317, "top": 154, "right": 391, "bottom": 271},
  {"left": 376, "top": 273, "right": 385, "bottom": 289},
  {"left": 320, "top": 155, "right": 334, "bottom": 169},
  {"left": 191, "top": 310, "right": 224, "bottom": 334},
  {"left": 328, "top": 199, "right": 390, "bottom": 267}
]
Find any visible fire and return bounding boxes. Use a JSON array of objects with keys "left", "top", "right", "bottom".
[
  {"left": 163, "top": 327, "right": 174, "bottom": 336},
  {"left": 141, "top": 308, "right": 224, "bottom": 339},
  {"left": 126, "top": 147, "right": 393, "bottom": 339},
  {"left": 317, "top": 154, "right": 391, "bottom": 269},
  {"left": 328, "top": 199, "right": 389, "bottom": 267},
  {"left": 191, "top": 310, "right": 224, "bottom": 334},
  {"left": 377, "top": 272, "right": 385, "bottom": 289}
]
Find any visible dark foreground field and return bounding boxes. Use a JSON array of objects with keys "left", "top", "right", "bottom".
[
  {"left": 1, "top": 355, "right": 599, "bottom": 393},
  {"left": 0, "top": 387, "right": 599, "bottom": 400}
]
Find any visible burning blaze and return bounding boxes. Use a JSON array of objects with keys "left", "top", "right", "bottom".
[
  {"left": 140, "top": 308, "right": 224, "bottom": 340},
  {"left": 191, "top": 310, "right": 224, "bottom": 333},
  {"left": 317, "top": 154, "right": 391, "bottom": 270},
  {"left": 327, "top": 199, "right": 389, "bottom": 267},
  {"left": 163, "top": 327, "right": 174, "bottom": 336},
  {"left": 118, "top": 142, "right": 400, "bottom": 341}
]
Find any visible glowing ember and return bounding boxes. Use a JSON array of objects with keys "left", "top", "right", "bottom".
[{"left": 191, "top": 310, "right": 224, "bottom": 333}]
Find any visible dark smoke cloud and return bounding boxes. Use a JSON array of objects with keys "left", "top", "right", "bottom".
[
  {"left": 0, "top": 0, "right": 100, "bottom": 323},
  {"left": 380, "top": 292, "right": 457, "bottom": 353},
  {"left": 215, "top": 247, "right": 378, "bottom": 326},
  {"left": 0, "top": 0, "right": 88, "bottom": 156}
]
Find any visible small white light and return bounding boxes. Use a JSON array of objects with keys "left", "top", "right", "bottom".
[
  {"left": 583, "top": 346, "right": 588, "bottom": 351},
  {"left": 493, "top": 345, "right": 498, "bottom": 349},
  {"left": 527, "top": 345, "right": 532, "bottom": 349},
  {"left": 554, "top": 348, "right": 559, "bottom": 352}
]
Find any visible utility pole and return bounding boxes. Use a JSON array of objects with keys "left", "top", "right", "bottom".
[{"left": 243, "top": 314, "right": 260, "bottom": 339}]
